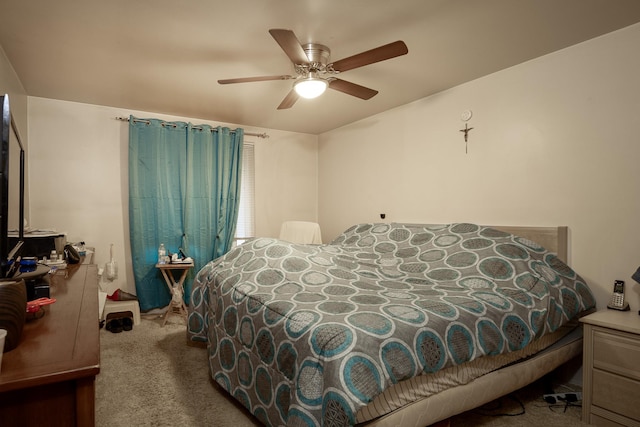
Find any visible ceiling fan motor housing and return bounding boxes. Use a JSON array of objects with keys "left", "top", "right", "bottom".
[{"left": 301, "top": 43, "right": 331, "bottom": 72}]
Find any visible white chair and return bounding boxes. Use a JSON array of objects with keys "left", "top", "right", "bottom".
[{"left": 279, "top": 221, "right": 322, "bottom": 244}]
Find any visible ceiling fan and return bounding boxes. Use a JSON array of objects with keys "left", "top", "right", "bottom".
[{"left": 218, "top": 29, "right": 408, "bottom": 110}]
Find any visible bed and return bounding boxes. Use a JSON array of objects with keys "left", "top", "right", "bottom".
[{"left": 187, "top": 223, "right": 596, "bottom": 427}]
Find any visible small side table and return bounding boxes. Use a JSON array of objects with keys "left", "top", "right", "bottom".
[
  {"left": 581, "top": 310, "right": 640, "bottom": 425},
  {"left": 156, "top": 262, "right": 194, "bottom": 326}
]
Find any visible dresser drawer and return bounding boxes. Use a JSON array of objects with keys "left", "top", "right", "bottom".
[
  {"left": 593, "top": 330, "right": 640, "bottom": 381},
  {"left": 590, "top": 413, "right": 632, "bottom": 427},
  {"left": 593, "top": 369, "right": 640, "bottom": 421}
]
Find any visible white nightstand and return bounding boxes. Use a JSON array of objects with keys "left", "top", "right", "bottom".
[{"left": 580, "top": 310, "right": 640, "bottom": 426}]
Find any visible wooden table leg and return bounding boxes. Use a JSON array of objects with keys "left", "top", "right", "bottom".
[{"left": 158, "top": 265, "right": 192, "bottom": 326}]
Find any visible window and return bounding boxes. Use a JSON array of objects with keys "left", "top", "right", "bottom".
[{"left": 235, "top": 142, "right": 255, "bottom": 245}]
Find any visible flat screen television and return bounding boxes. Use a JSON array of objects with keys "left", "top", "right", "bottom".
[{"left": 0, "top": 94, "right": 49, "bottom": 280}]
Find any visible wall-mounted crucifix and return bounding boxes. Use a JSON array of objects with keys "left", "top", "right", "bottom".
[{"left": 459, "top": 123, "right": 474, "bottom": 154}]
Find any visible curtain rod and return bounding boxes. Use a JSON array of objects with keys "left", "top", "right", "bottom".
[{"left": 115, "top": 116, "right": 269, "bottom": 139}]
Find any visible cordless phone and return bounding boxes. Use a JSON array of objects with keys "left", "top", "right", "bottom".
[{"left": 607, "top": 280, "right": 630, "bottom": 311}]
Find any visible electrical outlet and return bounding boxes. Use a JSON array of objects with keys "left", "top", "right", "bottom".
[{"left": 543, "top": 392, "right": 582, "bottom": 403}]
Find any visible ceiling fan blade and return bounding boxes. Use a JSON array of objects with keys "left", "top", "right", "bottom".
[
  {"left": 329, "top": 79, "right": 378, "bottom": 100},
  {"left": 330, "top": 41, "right": 408, "bottom": 72},
  {"left": 218, "top": 75, "right": 294, "bottom": 84},
  {"left": 269, "top": 29, "right": 310, "bottom": 64},
  {"left": 277, "top": 89, "right": 299, "bottom": 110}
]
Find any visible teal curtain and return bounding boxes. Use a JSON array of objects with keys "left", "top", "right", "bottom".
[{"left": 128, "top": 116, "right": 243, "bottom": 311}]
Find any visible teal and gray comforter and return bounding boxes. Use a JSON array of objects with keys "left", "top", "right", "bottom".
[{"left": 188, "top": 223, "right": 595, "bottom": 426}]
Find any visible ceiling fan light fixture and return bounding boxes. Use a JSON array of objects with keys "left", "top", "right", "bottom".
[{"left": 294, "top": 76, "right": 328, "bottom": 99}]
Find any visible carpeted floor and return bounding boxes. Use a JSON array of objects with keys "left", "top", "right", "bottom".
[
  {"left": 96, "top": 317, "right": 594, "bottom": 427},
  {"left": 449, "top": 381, "right": 589, "bottom": 427}
]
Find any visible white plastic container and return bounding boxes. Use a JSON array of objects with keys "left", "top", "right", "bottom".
[{"left": 158, "top": 244, "right": 167, "bottom": 264}]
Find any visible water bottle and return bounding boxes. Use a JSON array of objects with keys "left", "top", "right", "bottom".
[{"left": 158, "top": 243, "right": 167, "bottom": 264}]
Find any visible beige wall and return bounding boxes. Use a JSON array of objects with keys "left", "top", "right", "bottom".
[
  {"left": 27, "top": 97, "right": 318, "bottom": 295},
  {"left": 318, "top": 23, "right": 640, "bottom": 312}
]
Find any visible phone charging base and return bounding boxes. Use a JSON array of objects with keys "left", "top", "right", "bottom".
[{"left": 607, "top": 302, "right": 630, "bottom": 311}]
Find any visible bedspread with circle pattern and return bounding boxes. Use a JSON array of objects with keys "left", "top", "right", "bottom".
[{"left": 188, "top": 223, "right": 595, "bottom": 427}]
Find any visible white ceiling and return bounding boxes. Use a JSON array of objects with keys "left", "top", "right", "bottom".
[{"left": 2, "top": 0, "right": 640, "bottom": 135}]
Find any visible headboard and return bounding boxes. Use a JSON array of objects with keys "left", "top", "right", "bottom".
[{"left": 492, "top": 226, "right": 568, "bottom": 263}]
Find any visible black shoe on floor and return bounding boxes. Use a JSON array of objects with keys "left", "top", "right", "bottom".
[
  {"left": 106, "top": 318, "right": 123, "bottom": 333},
  {"left": 122, "top": 317, "right": 133, "bottom": 331}
]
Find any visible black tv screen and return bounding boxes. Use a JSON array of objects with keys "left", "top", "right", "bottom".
[{"left": 1, "top": 94, "right": 26, "bottom": 278}]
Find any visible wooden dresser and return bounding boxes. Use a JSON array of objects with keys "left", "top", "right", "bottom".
[
  {"left": 0, "top": 264, "right": 100, "bottom": 427},
  {"left": 581, "top": 310, "right": 640, "bottom": 426}
]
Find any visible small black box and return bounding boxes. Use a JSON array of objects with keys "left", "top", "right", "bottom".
[{"left": 25, "top": 277, "right": 50, "bottom": 301}]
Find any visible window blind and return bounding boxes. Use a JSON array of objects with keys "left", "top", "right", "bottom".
[{"left": 235, "top": 142, "right": 255, "bottom": 243}]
